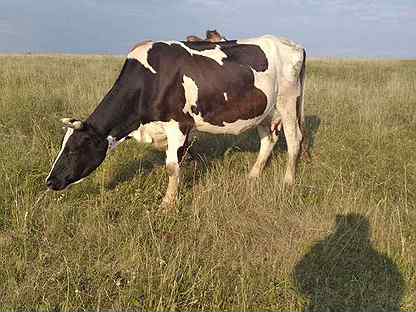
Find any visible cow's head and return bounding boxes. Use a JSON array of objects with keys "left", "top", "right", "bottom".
[{"left": 46, "top": 118, "right": 109, "bottom": 190}]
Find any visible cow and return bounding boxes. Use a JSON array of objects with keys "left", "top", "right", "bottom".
[
  {"left": 186, "top": 35, "right": 204, "bottom": 42},
  {"left": 206, "top": 29, "right": 225, "bottom": 42},
  {"left": 186, "top": 29, "right": 225, "bottom": 43},
  {"left": 46, "top": 35, "right": 308, "bottom": 208}
]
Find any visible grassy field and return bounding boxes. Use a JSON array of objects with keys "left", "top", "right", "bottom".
[{"left": 0, "top": 55, "right": 415, "bottom": 311}]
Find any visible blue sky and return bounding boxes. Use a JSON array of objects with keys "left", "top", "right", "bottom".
[{"left": 0, "top": 0, "right": 415, "bottom": 57}]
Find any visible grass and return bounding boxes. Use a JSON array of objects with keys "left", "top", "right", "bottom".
[{"left": 0, "top": 55, "right": 415, "bottom": 311}]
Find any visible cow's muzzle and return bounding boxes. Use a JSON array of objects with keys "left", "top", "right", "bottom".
[{"left": 46, "top": 176, "right": 68, "bottom": 191}]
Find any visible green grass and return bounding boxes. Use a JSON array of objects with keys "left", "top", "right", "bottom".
[{"left": 0, "top": 55, "right": 415, "bottom": 311}]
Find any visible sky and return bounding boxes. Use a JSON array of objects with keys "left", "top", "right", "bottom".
[{"left": 0, "top": 0, "right": 415, "bottom": 58}]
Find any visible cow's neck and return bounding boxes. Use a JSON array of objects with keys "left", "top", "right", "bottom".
[
  {"left": 85, "top": 59, "right": 148, "bottom": 149},
  {"left": 87, "top": 104, "right": 140, "bottom": 141},
  {"left": 86, "top": 93, "right": 142, "bottom": 148}
]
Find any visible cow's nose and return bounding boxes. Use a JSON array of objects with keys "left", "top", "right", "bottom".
[{"left": 46, "top": 177, "right": 56, "bottom": 190}]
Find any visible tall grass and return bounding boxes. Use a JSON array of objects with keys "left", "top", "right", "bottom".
[{"left": 0, "top": 55, "right": 415, "bottom": 311}]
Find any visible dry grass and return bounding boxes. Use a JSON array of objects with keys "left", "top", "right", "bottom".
[{"left": 0, "top": 55, "right": 415, "bottom": 311}]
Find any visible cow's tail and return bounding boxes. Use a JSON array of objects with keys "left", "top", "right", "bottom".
[{"left": 298, "top": 49, "right": 310, "bottom": 161}]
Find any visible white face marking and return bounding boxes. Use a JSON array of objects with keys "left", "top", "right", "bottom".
[
  {"left": 127, "top": 42, "right": 157, "bottom": 74},
  {"left": 166, "top": 41, "right": 227, "bottom": 66},
  {"left": 46, "top": 128, "right": 74, "bottom": 180},
  {"left": 223, "top": 92, "right": 228, "bottom": 101}
]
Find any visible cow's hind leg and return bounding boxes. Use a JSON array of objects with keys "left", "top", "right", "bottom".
[
  {"left": 161, "top": 121, "right": 187, "bottom": 208},
  {"left": 249, "top": 120, "right": 278, "bottom": 178},
  {"left": 278, "top": 91, "right": 302, "bottom": 186}
]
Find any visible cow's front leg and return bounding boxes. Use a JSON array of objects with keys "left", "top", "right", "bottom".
[{"left": 161, "top": 121, "right": 187, "bottom": 209}]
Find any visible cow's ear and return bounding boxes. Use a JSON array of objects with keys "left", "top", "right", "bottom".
[{"left": 60, "top": 118, "right": 84, "bottom": 130}]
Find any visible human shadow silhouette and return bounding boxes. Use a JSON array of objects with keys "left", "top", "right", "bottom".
[{"left": 294, "top": 214, "right": 404, "bottom": 312}]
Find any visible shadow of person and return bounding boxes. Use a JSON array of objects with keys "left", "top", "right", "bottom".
[{"left": 294, "top": 214, "right": 404, "bottom": 312}]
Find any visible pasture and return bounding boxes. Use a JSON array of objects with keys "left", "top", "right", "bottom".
[{"left": 0, "top": 55, "right": 415, "bottom": 311}]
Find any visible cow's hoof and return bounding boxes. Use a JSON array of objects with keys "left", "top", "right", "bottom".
[
  {"left": 301, "top": 150, "right": 312, "bottom": 162},
  {"left": 159, "top": 198, "right": 177, "bottom": 213},
  {"left": 283, "top": 174, "right": 295, "bottom": 189},
  {"left": 248, "top": 166, "right": 262, "bottom": 178}
]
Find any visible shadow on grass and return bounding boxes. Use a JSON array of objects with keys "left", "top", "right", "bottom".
[
  {"left": 293, "top": 214, "right": 404, "bottom": 312},
  {"left": 106, "top": 115, "right": 321, "bottom": 189},
  {"left": 304, "top": 115, "right": 321, "bottom": 149},
  {"left": 275, "top": 115, "right": 321, "bottom": 152},
  {"left": 106, "top": 151, "right": 165, "bottom": 190}
]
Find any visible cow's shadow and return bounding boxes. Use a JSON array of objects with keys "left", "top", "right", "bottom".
[
  {"left": 276, "top": 115, "right": 321, "bottom": 151},
  {"left": 106, "top": 115, "right": 321, "bottom": 190},
  {"left": 304, "top": 115, "right": 321, "bottom": 149},
  {"left": 106, "top": 151, "right": 165, "bottom": 190},
  {"left": 293, "top": 213, "right": 404, "bottom": 311}
]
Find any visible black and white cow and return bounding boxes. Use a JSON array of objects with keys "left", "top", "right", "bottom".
[{"left": 46, "top": 35, "right": 308, "bottom": 207}]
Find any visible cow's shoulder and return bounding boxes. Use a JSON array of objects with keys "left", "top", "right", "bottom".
[
  {"left": 129, "top": 40, "right": 153, "bottom": 53},
  {"left": 127, "top": 40, "right": 157, "bottom": 74}
]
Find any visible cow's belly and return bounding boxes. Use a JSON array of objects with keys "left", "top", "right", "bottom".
[{"left": 192, "top": 112, "right": 267, "bottom": 135}]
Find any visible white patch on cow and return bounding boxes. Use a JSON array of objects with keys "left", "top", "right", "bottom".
[
  {"left": 46, "top": 128, "right": 74, "bottom": 180},
  {"left": 182, "top": 75, "right": 198, "bottom": 114},
  {"left": 127, "top": 42, "right": 157, "bottom": 74},
  {"left": 166, "top": 41, "right": 227, "bottom": 66},
  {"left": 194, "top": 115, "right": 262, "bottom": 135},
  {"left": 223, "top": 92, "right": 228, "bottom": 101},
  {"left": 130, "top": 122, "right": 168, "bottom": 150},
  {"left": 129, "top": 128, "right": 151, "bottom": 144}
]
